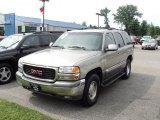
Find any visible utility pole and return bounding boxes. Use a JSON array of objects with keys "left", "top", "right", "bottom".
[
  {"left": 96, "top": 13, "right": 102, "bottom": 29},
  {"left": 39, "top": 0, "right": 49, "bottom": 31}
]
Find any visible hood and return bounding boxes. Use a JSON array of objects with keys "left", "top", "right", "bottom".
[{"left": 20, "top": 48, "right": 99, "bottom": 67}]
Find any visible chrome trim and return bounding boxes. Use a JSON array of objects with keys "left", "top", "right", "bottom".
[
  {"left": 106, "top": 60, "right": 126, "bottom": 72},
  {"left": 22, "top": 63, "right": 58, "bottom": 83},
  {"left": 16, "top": 71, "right": 85, "bottom": 99}
]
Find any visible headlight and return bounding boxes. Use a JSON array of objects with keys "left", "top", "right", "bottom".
[
  {"left": 59, "top": 66, "right": 80, "bottom": 74},
  {"left": 58, "top": 66, "right": 80, "bottom": 80},
  {"left": 18, "top": 62, "right": 23, "bottom": 73}
]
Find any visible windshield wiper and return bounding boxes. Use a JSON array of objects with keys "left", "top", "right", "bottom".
[
  {"left": 51, "top": 45, "right": 64, "bottom": 49},
  {"left": 68, "top": 46, "right": 86, "bottom": 50}
]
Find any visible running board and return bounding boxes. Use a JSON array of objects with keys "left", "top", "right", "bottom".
[{"left": 101, "top": 72, "right": 125, "bottom": 87}]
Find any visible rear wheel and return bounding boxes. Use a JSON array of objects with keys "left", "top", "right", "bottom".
[
  {"left": 81, "top": 74, "right": 100, "bottom": 107},
  {"left": 0, "top": 63, "right": 14, "bottom": 84},
  {"left": 122, "top": 59, "right": 131, "bottom": 79}
]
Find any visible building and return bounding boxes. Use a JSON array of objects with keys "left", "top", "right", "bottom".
[{"left": 0, "top": 13, "right": 87, "bottom": 36}]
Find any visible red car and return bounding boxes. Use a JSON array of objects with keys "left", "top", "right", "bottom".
[{"left": 130, "top": 36, "right": 140, "bottom": 44}]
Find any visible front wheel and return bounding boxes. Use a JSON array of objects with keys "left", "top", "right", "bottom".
[
  {"left": 81, "top": 74, "right": 100, "bottom": 107},
  {"left": 122, "top": 59, "right": 131, "bottom": 79},
  {"left": 0, "top": 63, "right": 14, "bottom": 84}
]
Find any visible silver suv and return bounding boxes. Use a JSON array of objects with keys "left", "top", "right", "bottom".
[{"left": 16, "top": 29, "right": 133, "bottom": 106}]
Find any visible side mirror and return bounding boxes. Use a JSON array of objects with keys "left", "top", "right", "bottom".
[
  {"left": 20, "top": 45, "right": 30, "bottom": 50},
  {"left": 105, "top": 44, "right": 118, "bottom": 52},
  {"left": 49, "top": 42, "right": 54, "bottom": 47}
]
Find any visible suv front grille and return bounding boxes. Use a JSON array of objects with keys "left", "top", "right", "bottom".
[{"left": 23, "top": 65, "right": 55, "bottom": 80}]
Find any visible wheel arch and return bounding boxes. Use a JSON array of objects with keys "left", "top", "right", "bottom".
[{"left": 85, "top": 67, "right": 103, "bottom": 85}]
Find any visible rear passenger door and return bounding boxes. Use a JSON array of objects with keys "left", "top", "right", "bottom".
[
  {"left": 113, "top": 32, "right": 127, "bottom": 71},
  {"left": 39, "top": 35, "right": 55, "bottom": 49}
]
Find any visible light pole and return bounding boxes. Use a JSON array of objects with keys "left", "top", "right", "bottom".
[
  {"left": 39, "top": 0, "right": 49, "bottom": 31},
  {"left": 96, "top": 13, "right": 102, "bottom": 29}
]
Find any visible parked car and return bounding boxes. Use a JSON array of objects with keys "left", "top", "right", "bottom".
[
  {"left": 155, "top": 36, "right": 160, "bottom": 46},
  {"left": 16, "top": 29, "right": 133, "bottom": 106},
  {"left": 0, "top": 31, "right": 63, "bottom": 84},
  {"left": 130, "top": 36, "right": 140, "bottom": 44},
  {"left": 0, "top": 36, "right": 6, "bottom": 42},
  {"left": 141, "top": 39, "right": 158, "bottom": 50},
  {"left": 140, "top": 36, "right": 152, "bottom": 45}
]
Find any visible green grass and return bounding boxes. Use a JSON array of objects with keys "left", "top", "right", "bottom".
[{"left": 0, "top": 99, "right": 56, "bottom": 120}]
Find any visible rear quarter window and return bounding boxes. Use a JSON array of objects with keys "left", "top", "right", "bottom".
[
  {"left": 40, "top": 35, "right": 52, "bottom": 45},
  {"left": 122, "top": 32, "right": 132, "bottom": 45}
]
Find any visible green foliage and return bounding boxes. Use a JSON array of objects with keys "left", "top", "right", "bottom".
[
  {"left": 100, "top": 7, "right": 111, "bottom": 29},
  {"left": 113, "top": 5, "right": 142, "bottom": 34},
  {"left": 140, "top": 20, "right": 148, "bottom": 36},
  {"left": 89, "top": 24, "right": 98, "bottom": 29},
  {"left": 0, "top": 27, "right": 4, "bottom": 36},
  {"left": 0, "top": 99, "right": 56, "bottom": 120},
  {"left": 129, "top": 19, "right": 140, "bottom": 36}
]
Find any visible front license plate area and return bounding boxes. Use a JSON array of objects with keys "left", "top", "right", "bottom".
[{"left": 30, "top": 83, "right": 41, "bottom": 92}]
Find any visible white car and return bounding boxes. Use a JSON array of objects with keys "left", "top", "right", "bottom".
[{"left": 141, "top": 39, "right": 158, "bottom": 50}]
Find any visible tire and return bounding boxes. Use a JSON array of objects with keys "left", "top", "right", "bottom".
[
  {"left": 81, "top": 74, "right": 100, "bottom": 107},
  {"left": 0, "top": 63, "right": 14, "bottom": 84},
  {"left": 122, "top": 59, "right": 131, "bottom": 79}
]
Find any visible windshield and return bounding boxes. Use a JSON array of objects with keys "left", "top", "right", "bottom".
[
  {"left": 142, "top": 36, "right": 151, "bottom": 40},
  {"left": 143, "top": 39, "right": 156, "bottom": 43},
  {"left": 53, "top": 32, "right": 103, "bottom": 51},
  {"left": 0, "top": 35, "right": 23, "bottom": 48}
]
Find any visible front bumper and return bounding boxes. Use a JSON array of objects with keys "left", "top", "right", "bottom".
[{"left": 16, "top": 71, "right": 85, "bottom": 100}]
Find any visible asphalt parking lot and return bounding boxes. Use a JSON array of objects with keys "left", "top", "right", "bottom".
[{"left": 0, "top": 45, "right": 160, "bottom": 120}]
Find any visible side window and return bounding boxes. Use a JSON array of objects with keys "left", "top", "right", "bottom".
[
  {"left": 52, "top": 33, "right": 63, "bottom": 40},
  {"left": 105, "top": 33, "right": 116, "bottom": 48},
  {"left": 40, "top": 35, "right": 52, "bottom": 45},
  {"left": 114, "top": 32, "right": 125, "bottom": 48},
  {"left": 122, "top": 32, "right": 132, "bottom": 44},
  {"left": 22, "top": 36, "right": 40, "bottom": 47}
]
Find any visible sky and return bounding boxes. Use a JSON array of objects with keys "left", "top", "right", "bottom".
[{"left": 0, "top": 0, "right": 159, "bottom": 28}]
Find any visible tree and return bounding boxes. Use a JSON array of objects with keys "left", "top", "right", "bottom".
[
  {"left": 148, "top": 23, "right": 155, "bottom": 37},
  {"left": 82, "top": 21, "right": 87, "bottom": 26},
  {"left": 140, "top": 20, "right": 148, "bottom": 36},
  {"left": 113, "top": 5, "right": 142, "bottom": 34},
  {"left": 89, "top": 24, "right": 98, "bottom": 29},
  {"left": 154, "top": 26, "right": 160, "bottom": 35},
  {"left": 129, "top": 19, "right": 140, "bottom": 36},
  {"left": 100, "top": 8, "right": 111, "bottom": 29}
]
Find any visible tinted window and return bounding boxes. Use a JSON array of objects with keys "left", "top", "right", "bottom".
[
  {"left": 114, "top": 32, "right": 125, "bottom": 48},
  {"left": 105, "top": 33, "right": 116, "bottom": 48},
  {"left": 52, "top": 33, "right": 63, "bottom": 39},
  {"left": 40, "top": 35, "right": 52, "bottom": 45},
  {"left": 22, "top": 36, "right": 40, "bottom": 46},
  {"left": 122, "top": 32, "right": 132, "bottom": 44}
]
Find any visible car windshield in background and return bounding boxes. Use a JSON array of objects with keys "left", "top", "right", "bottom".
[
  {"left": 53, "top": 32, "right": 103, "bottom": 50},
  {"left": 143, "top": 39, "right": 156, "bottom": 43},
  {"left": 0, "top": 35, "right": 23, "bottom": 48},
  {"left": 142, "top": 36, "right": 152, "bottom": 40}
]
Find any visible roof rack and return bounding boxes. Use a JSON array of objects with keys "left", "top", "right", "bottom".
[
  {"left": 33, "top": 31, "right": 64, "bottom": 34},
  {"left": 108, "top": 28, "right": 124, "bottom": 31}
]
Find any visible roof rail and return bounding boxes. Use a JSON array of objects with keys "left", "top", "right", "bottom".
[{"left": 33, "top": 31, "right": 64, "bottom": 34}]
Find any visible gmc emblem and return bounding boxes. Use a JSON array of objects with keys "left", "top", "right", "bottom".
[{"left": 31, "top": 69, "right": 42, "bottom": 75}]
